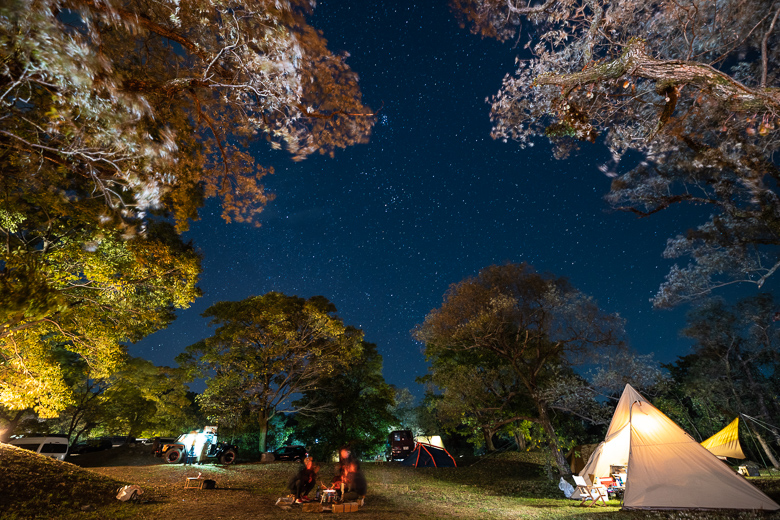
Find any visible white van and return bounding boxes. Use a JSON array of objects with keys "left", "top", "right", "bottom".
[{"left": 8, "top": 435, "right": 70, "bottom": 461}]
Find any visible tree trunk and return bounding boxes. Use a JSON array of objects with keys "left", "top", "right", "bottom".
[
  {"left": 483, "top": 428, "right": 496, "bottom": 452},
  {"left": 258, "top": 408, "right": 269, "bottom": 453},
  {"left": 0, "top": 409, "right": 26, "bottom": 442},
  {"left": 513, "top": 423, "right": 527, "bottom": 451},
  {"left": 753, "top": 430, "right": 780, "bottom": 470},
  {"left": 537, "top": 401, "right": 571, "bottom": 477}
]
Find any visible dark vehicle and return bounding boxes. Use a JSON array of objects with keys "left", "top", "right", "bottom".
[
  {"left": 152, "top": 427, "right": 238, "bottom": 465},
  {"left": 389, "top": 430, "right": 414, "bottom": 461},
  {"left": 70, "top": 437, "right": 113, "bottom": 455},
  {"left": 109, "top": 435, "right": 136, "bottom": 447},
  {"left": 273, "top": 445, "right": 308, "bottom": 462}
]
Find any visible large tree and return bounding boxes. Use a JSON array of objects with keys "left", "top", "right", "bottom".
[
  {"left": 451, "top": 0, "right": 780, "bottom": 306},
  {"left": 421, "top": 350, "right": 536, "bottom": 452},
  {"left": 1, "top": 0, "right": 373, "bottom": 415},
  {"left": 177, "top": 292, "right": 364, "bottom": 452},
  {"left": 2, "top": 0, "right": 374, "bottom": 232},
  {"left": 0, "top": 350, "right": 195, "bottom": 442},
  {"left": 0, "top": 221, "right": 200, "bottom": 417},
  {"left": 414, "top": 263, "right": 624, "bottom": 476},
  {"left": 294, "top": 341, "right": 396, "bottom": 460}
]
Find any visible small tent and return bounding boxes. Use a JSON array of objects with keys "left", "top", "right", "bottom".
[
  {"left": 580, "top": 384, "right": 779, "bottom": 511},
  {"left": 400, "top": 442, "right": 457, "bottom": 468},
  {"left": 701, "top": 417, "right": 746, "bottom": 459}
]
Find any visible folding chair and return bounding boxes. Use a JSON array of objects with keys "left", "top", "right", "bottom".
[{"left": 572, "top": 475, "right": 609, "bottom": 507}]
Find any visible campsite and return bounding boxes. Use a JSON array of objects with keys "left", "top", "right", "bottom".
[{"left": 3, "top": 436, "right": 780, "bottom": 520}]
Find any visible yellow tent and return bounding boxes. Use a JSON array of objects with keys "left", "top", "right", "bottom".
[
  {"left": 580, "top": 384, "right": 779, "bottom": 511},
  {"left": 701, "top": 417, "right": 745, "bottom": 459}
]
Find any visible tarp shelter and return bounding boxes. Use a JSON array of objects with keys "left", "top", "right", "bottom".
[
  {"left": 701, "top": 417, "right": 746, "bottom": 459},
  {"left": 400, "top": 442, "right": 457, "bottom": 468},
  {"left": 580, "top": 384, "right": 779, "bottom": 511}
]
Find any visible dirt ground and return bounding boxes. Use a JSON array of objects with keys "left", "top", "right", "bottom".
[{"left": 65, "top": 445, "right": 425, "bottom": 519}]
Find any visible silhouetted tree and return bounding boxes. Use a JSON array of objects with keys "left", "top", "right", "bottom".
[
  {"left": 662, "top": 294, "right": 780, "bottom": 468},
  {"left": 294, "top": 342, "right": 396, "bottom": 460},
  {"left": 414, "top": 263, "right": 624, "bottom": 476}
]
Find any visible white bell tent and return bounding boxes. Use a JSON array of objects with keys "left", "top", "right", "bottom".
[{"left": 580, "top": 384, "right": 779, "bottom": 511}]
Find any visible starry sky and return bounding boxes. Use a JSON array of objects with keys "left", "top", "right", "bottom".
[{"left": 132, "top": 1, "right": 700, "bottom": 399}]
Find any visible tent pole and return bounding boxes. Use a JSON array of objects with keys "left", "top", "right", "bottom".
[
  {"left": 625, "top": 399, "right": 642, "bottom": 502},
  {"left": 742, "top": 414, "right": 775, "bottom": 475},
  {"left": 740, "top": 414, "right": 777, "bottom": 476}
]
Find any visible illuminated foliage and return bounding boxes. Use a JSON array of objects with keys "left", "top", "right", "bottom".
[
  {"left": 52, "top": 353, "right": 195, "bottom": 441},
  {"left": 1, "top": 0, "right": 374, "bottom": 230},
  {"left": 0, "top": 223, "right": 200, "bottom": 417},
  {"left": 414, "top": 263, "right": 624, "bottom": 475},
  {"left": 177, "top": 292, "right": 364, "bottom": 453},
  {"left": 451, "top": 0, "right": 780, "bottom": 305},
  {"left": 1, "top": 0, "right": 372, "bottom": 416}
]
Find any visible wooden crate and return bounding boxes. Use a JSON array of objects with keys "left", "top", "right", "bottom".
[{"left": 332, "top": 502, "right": 359, "bottom": 513}]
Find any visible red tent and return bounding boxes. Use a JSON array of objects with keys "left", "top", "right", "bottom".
[{"left": 400, "top": 442, "right": 457, "bottom": 468}]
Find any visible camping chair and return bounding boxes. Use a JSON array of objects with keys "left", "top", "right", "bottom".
[{"left": 572, "top": 475, "right": 609, "bottom": 507}]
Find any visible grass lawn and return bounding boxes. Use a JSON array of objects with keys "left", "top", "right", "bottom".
[{"left": 2, "top": 444, "right": 779, "bottom": 519}]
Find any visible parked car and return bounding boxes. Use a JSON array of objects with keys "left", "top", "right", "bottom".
[
  {"left": 152, "top": 427, "right": 238, "bottom": 465},
  {"left": 388, "top": 430, "right": 414, "bottom": 461},
  {"left": 273, "top": 445, "right": 308, "bottom": 462},
  {"left": 70, "top": 437, "right": 113, "bottom": 455},
  {"left": 8, "top": 434, "right": 70, "bottom": 461},
  {"left": 109, "top": 435, "right": 136, "bottom": 447}
]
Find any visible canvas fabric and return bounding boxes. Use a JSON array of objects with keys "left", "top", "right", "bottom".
[
  {"left": 580, "top": 384, "right": 779, "bottom": 511},
  {"left": 701, "top": 417, "right": 746, "bottom": 459}
]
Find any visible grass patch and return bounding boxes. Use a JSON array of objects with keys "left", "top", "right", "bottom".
[{"left": 3, "top": 444, "right": 780, "bottom": 519}]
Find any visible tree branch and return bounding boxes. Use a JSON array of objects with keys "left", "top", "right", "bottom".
[
  {"left": 81, "top": 0, "right": 212, "bottom": 65},
  {"left": 506, "top": 0, "right": 557, "bottom": 15},
  {"left": 761, "top": 6, "right": 780, "bottom": 88},
  {"left": 534, "top": 39, "right": 780, "bottom": 113}
]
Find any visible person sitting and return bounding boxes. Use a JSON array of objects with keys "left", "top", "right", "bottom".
[
  {"left": 288, "top": 457, "right": 319, "bottom": 504},
  {"left": 335, "top": 446, "right": 360, "bottom": 474},
  {"left": 340, "top": 462, "right": 367, "bottom": 504}
]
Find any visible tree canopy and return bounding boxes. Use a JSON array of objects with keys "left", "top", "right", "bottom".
[
  {"left": 294, "top": 341, "right": 396, "bottom": 460},
  {"left": 414, "top": 263, "right": 624, "bottom": 475},
  {"left": 2, "top": 0, "right": 374, "bottom": 231},
  {"left": 1, "top": 0, "right": 373, "bottom": 416},
  {"left": 177, "top": 292, "right": 364, "bottom": 452},
  {"left": 0, "top": 222, "right": 200, "bottom": 417},
  {"left": 451, "top": 0, "right": 780, "bottom": 306}
]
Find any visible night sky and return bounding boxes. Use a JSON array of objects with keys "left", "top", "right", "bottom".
[{"left": 132, "top": 1, "right": 698, "bottom": 398}]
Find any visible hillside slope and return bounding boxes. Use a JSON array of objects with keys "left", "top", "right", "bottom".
[{"left": 0, "top": 443, "right": 127, "bottom": 518}]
